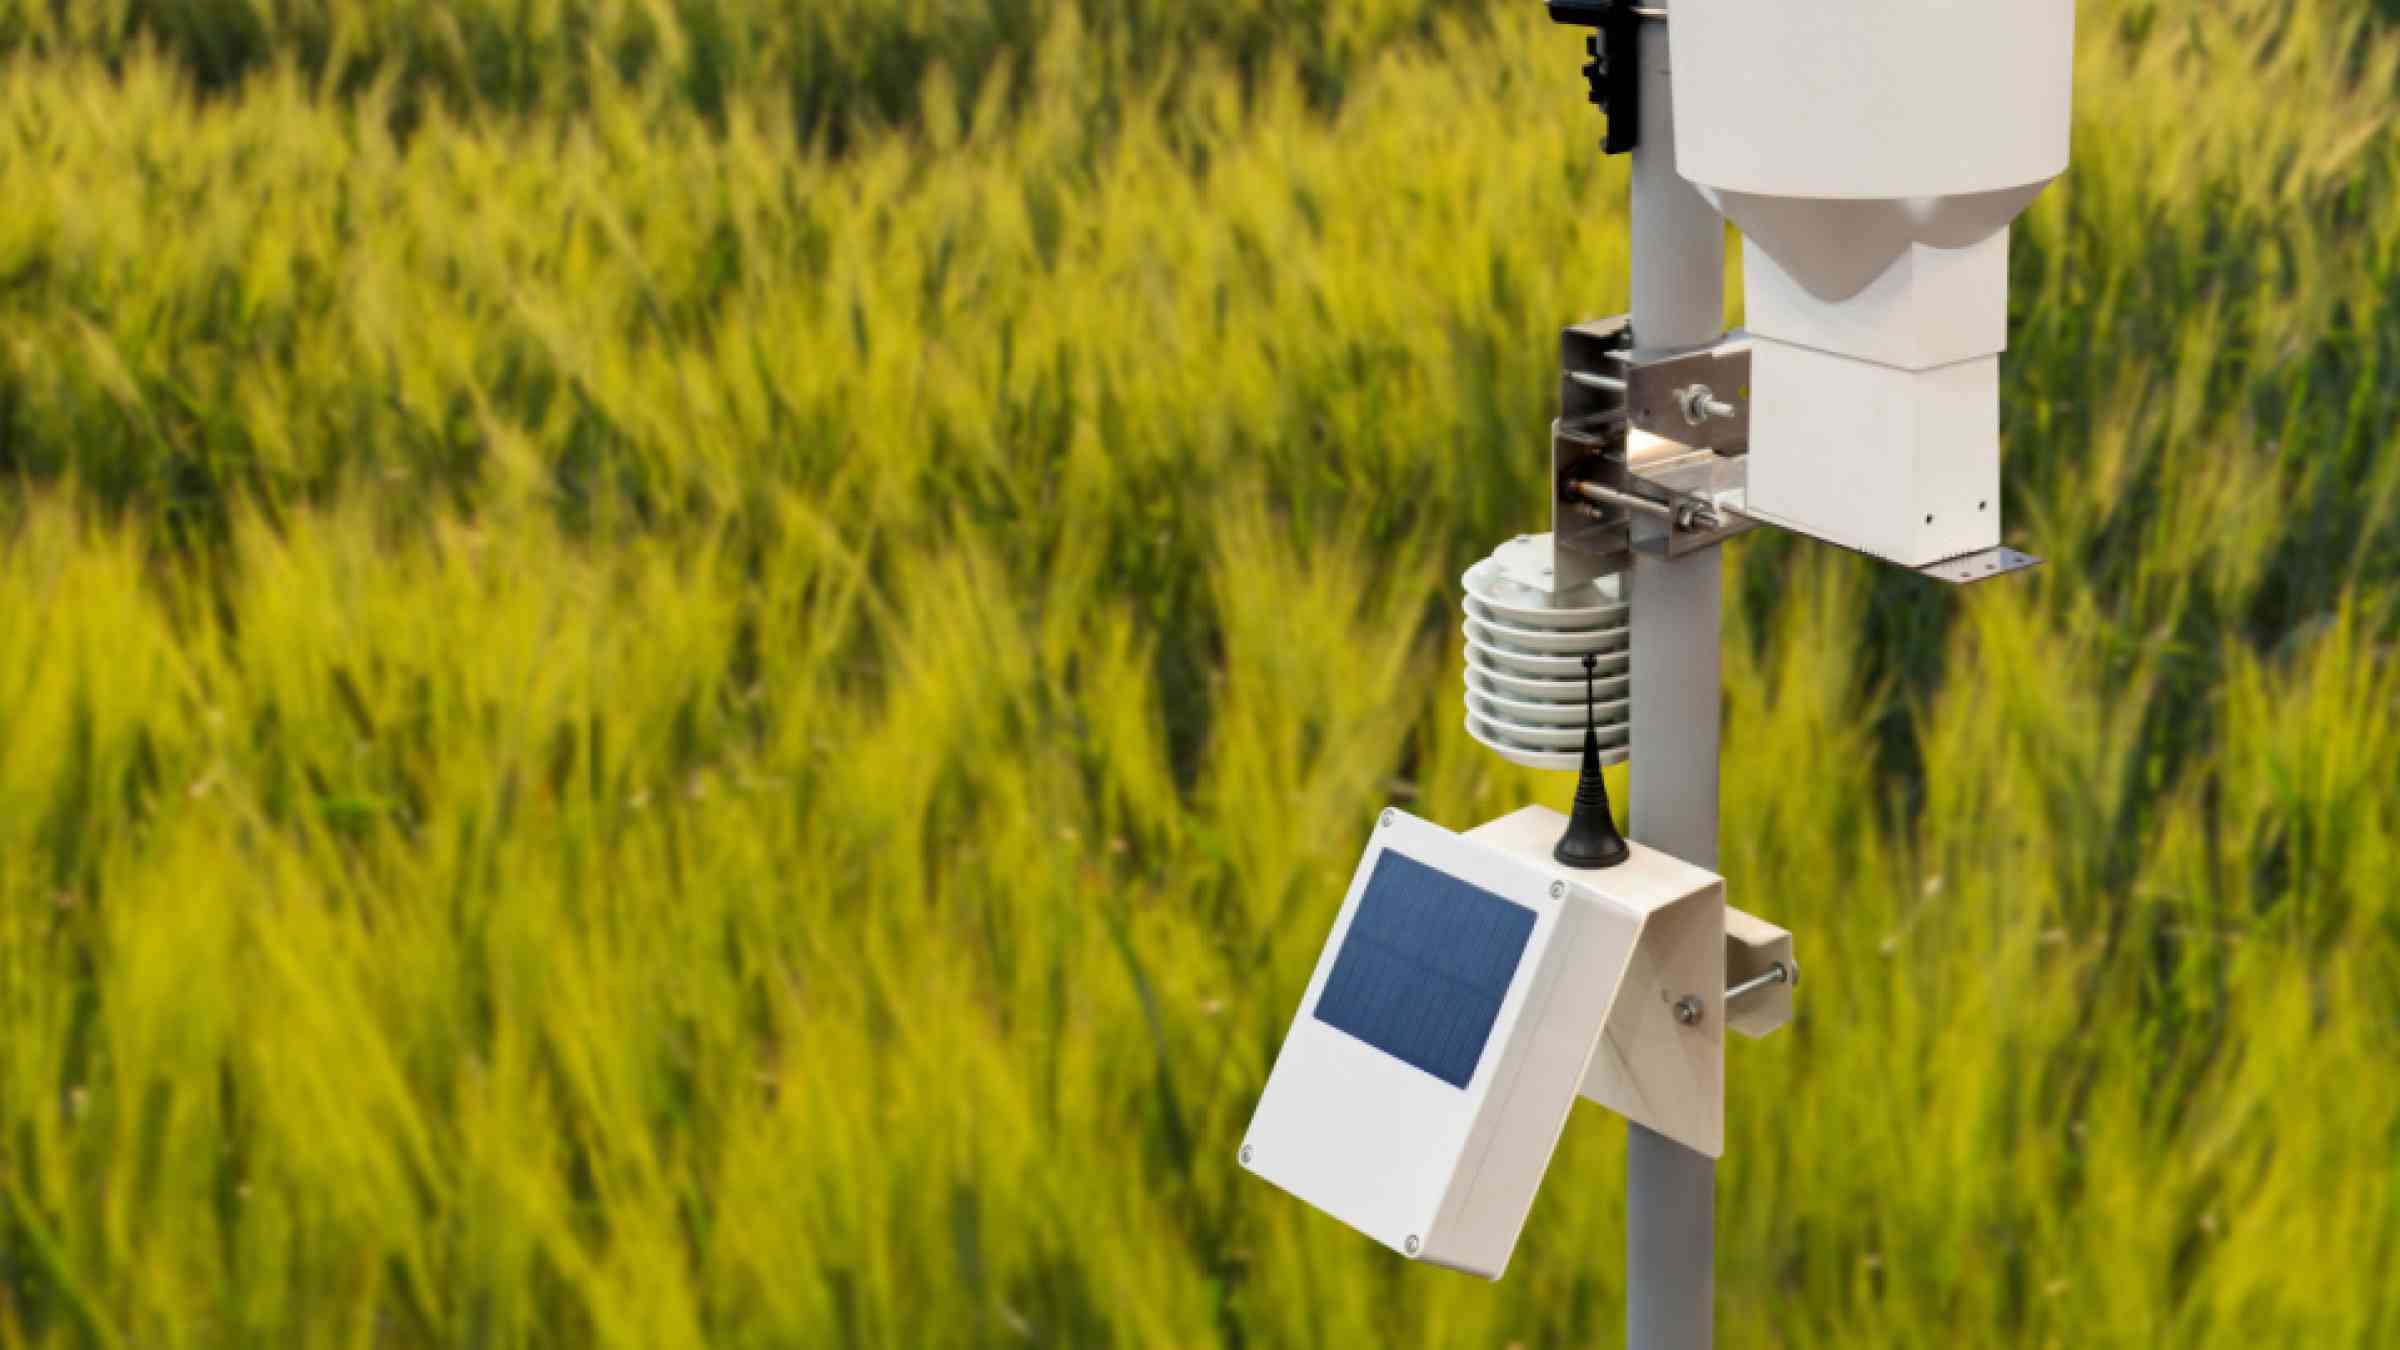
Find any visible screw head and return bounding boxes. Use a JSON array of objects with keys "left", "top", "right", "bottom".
[
  {"left": 1239, "top": 1145, "right": 1254, "bottom": 1166},
  {"left": 1405, "top": 1235, "right": 1421, "bottom": 1256},
  {"left": 1548, "top": 881, "right": 1566, "bottom": 899},
  {"left": 1379, "top": 808, "right": 1396, "bottom": 829},
  {"left": 1675, "top": 995, "right": 1704, "bottom": 1026}
]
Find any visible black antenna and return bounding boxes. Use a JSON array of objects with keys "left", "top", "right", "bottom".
[{"left": 1553, "top": 652, "right": 1629, "bottom": 869}]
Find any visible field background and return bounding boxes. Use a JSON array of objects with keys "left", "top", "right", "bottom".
[{"left": 2, "top": 0, "right": 2398, "bottom": 1344}]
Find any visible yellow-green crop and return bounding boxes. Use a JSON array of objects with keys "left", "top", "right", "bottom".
[{"left": 1, "top": 0, "right": 2396, "bottom": 1344}]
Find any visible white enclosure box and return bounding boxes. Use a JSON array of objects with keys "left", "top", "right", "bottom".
[
  {"left": 1241, "top": 809, "right": 1723, "bottom": 1279},
  {"left": 1670, "top": 0, "right": 2073, "bottom": 567},
  {"left": 1748, "top": 343, "right": 2000, "bottom": 565}
]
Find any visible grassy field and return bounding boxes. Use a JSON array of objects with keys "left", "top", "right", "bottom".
[{"left": 2, "top": 0, "right": 2398, "bottom": 1344}]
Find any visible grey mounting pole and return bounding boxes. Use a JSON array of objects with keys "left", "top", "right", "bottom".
[{"left": 1625, "top": 6, "right": 1724, "bottom": 1350}]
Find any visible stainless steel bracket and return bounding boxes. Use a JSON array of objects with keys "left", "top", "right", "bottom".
[
  {"left": 1554, "top": 317, "right": 1759, "bottom": 563},
  {"left": 1551, "top": 314, "right": 2044, "bottom": 583},
  {"left": 1619, "top": 438, "right": 1760, "bottom": 558},
  {"left": 1551, "top": 318, "right": 1638, "bottom": 589},
  {"left": 1915, "top": 547, "right": 2043, "bottom": 584},
  {"left": 1623, "top": 334, "right": 1751, "bottom": 453}
]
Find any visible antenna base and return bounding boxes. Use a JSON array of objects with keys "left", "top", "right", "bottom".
[{"left": 1554, "top": 651, "right": 1631, "bottom": 870}]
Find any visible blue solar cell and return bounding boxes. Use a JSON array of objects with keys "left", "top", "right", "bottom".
[{"left": 1312, "top": 850, "right": 1537, "bottom": 1088}]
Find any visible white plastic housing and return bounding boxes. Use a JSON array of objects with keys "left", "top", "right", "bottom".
[
  {"left": 1669, "top": 0, "right": 2073, "bottom": 566},
  {"left": 1748, "top": 342, "right": 2000, "bottom": 565},
  {"left": 1671, "top": 0, "right": 2072, "bottom": 301},
  {"left": 1743, "top": 231, "right": 2010, "bottom": 373},
  {"left": 1240, "top": 810, "right": 1720, "bottom": 1279},
  {"left": 1741, "top": 230, "right": 2011, "bottom": 565}
]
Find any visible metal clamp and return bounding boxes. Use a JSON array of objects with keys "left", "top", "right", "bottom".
[
  {"left": 1623, "top": 336, "right": 1752, "bottom": 453},
  {"left": 1550, "top": 319, "right": 1638, "bottom": 588},
  {"left": 1551, "top": 317, "right": 1760, "bottom": 565}
]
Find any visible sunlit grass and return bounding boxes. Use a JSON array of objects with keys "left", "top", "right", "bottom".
[{"left": 1, "top": 0, "right": 2397, "bottom": 1344}]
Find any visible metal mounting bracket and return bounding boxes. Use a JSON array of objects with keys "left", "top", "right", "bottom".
[
  {"left": 1623, "top": 336, "right": 1751, "bottom": 454},
  {"left": 1462, "top": 805, "right": 1799, "bottom": 1157},
  {"left": 1554, "top": 315, "right": 2046, "bottom": 583},
  {"left": 1915, "top": 547, "right": 2044, "bottom": 584},
  {"left": 1552, "top": 319, "right": 1637, "bottom": 589},
  {"left": 1555, "top": 318, "right": 1759, "bottom": 564},
  {"left": 1619, "top": 438, "right": 1760, "bottom": 559}
]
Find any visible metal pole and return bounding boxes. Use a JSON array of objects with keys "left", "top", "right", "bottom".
[
  {"left": 1626, "top": 6, "right": 1724, "bottom": 1349},
  {"left": 1628, "top": 12, "right": 1721, "bottom": 357}
]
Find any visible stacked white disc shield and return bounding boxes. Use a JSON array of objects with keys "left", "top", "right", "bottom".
[{"left": 1461, "top": 534, "right": 1631, "bottom": 771}]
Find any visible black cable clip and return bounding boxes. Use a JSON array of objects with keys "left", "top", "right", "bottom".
[{"left": 1546, "top": 0, "right": 1640, "bottom": 155}]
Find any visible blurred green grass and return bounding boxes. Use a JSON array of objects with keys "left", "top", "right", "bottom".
[
  {"left": 1, "top": 0, "right": 2398, "bottom": 1344},
  {"left": 0, "top": 0, "right": 1464, "bottom": 147}
]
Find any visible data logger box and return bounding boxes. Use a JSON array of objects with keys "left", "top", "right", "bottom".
[{"left": 1239, "top": 808, "right": 1723, "bottom": 1279}]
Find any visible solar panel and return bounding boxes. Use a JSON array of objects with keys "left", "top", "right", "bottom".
[{"left": 1313, "top": 850, "right": 1537, "bottom": 1088}]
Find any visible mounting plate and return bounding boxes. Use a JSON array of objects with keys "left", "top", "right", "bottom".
[
  {"left": 1620, "top": 437, "right": 1761, "bottom": 558},
  {"left": 1914, "top": 546, "right": 2044, "bottom": 585},
  {"left": 1624, "top": 337, "right": 1751, "bottom": 453}
]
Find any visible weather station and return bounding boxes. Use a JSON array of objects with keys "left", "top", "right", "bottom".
[{"left": 1240, "top": 1, "right": 2076, "bottom": 1346}]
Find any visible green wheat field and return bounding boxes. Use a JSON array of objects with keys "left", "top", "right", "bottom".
[{"left": 1, "top": 0, "right": 2396, "bottom": 1344}]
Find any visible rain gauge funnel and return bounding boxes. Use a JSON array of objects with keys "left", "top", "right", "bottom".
[{"left": 1671, "top": 0, "right": 2076, "bottom": 566}]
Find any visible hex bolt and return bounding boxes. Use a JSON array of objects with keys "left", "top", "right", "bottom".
[{"left": 1675, "top": 385, "right": 1738, "bottom": 426}]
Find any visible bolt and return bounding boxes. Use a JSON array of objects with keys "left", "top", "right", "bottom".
[
  {"left": 1405, "top": 1235, "right": 1421, "bottom": 1255},
  {"left": 1239, "top": 1145, "right": 1254, "bottom": 1166},
  {"left": 1675, "top": 995, "right": 1704, "bottom": 1026},
  {"left": 1380, "top": 808, "right": 1395, "bottom": 829},
  {"left": 1669, "top": 499, "right": 1724, "bottom": 533},
  {"left": 1676, "top": 385, "right": 1737, "bottom": 427},
  {"left": 1549, "top": 881, "right": 1566, "bottom": 900},
  {"left": 1726, "top": 961, "right": 1793, "bottom": 1003}
]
